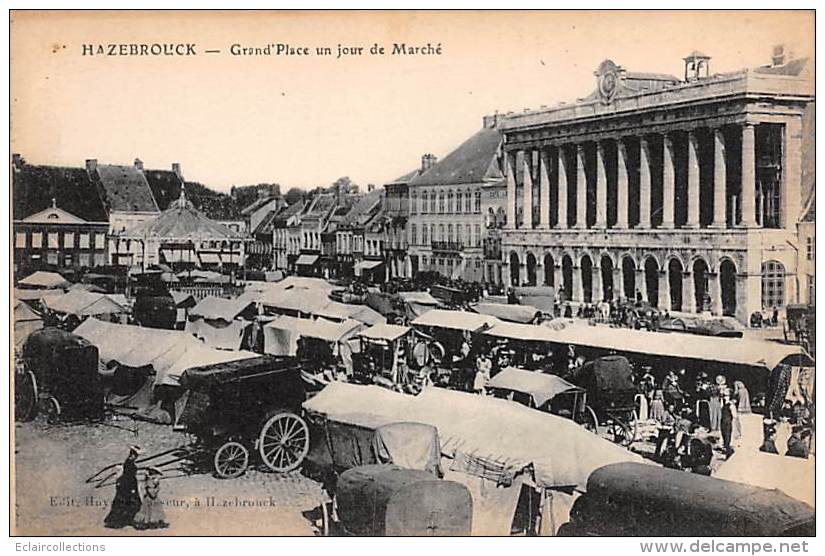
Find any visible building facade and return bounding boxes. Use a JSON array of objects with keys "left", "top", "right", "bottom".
[
  {"left": 13, "top": 202, "right": 109, "bottom": 274},
  {"left": 499, "top": 50, "right": 814, "bottom": 323},
  {"left": 406, "top": 118, "right": 507, "bottom": 282}
]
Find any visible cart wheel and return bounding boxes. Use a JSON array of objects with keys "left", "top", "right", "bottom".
[
  {"left": 258, "top": 412, "right": 310, "bottom": 473},
  {"left": 610, "top": 411, "right": 637, "bottom": 447},
  {"left": 213, "top": 441, "right": 249, "bottom": 479},
  {"left": 41, "top": 396, "right": 61, "bottom": 424},
  {"left": 582, "top": 405, "right": 599, "bottom": 434},
  {"left": 15, "top": 370, "right": 38, "bottom": 422}
]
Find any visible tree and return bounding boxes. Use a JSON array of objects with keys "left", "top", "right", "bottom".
[
  {"left": 332, "top": 176, "right": 357, "bottom": 194},
  {"left": 284, "top": 187, "right": 305, "bottom": 205}
]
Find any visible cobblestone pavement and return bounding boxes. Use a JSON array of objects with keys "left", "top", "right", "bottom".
[{"left": 13, "top": 415, "right": 327, "bottom": 536}]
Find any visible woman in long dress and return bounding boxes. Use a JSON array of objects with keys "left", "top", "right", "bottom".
[
  {"left": 104, "top": 446, "right": 142, "bottom": 529},
  {"left": 133, "top": 467, "right": 169, "bottom": 530}
]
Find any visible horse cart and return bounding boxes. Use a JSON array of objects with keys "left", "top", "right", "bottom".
[
  {"left": 486, "top": 367, "right": 593, "bottom": 429},
  {"left": 176, "top": 355, "right": 310, "bottom": 479},
  {"left": 16, "top": 327, "right": 104, "bottom": 422},
  {"left": 569, "top": 355, "right": 638, "bottom": 446}
]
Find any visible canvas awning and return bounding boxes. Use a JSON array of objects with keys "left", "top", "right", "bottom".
[
  {"left": 263, "top": 315, "right": 363, "bottom": 356},
  {"left": 199, "top": 253, "right": 222, "bottom": 264},
  {"left": 359, "top": 323, "right": 411, "bottom": 342},
  {"left": 303, "top": 382, "right": 643, "bottom": 490},
  {"left": 18, "top": 271, "right": 70, "bottom": 289},
  {"left": 485, "top": 322, "right": 560, "bottom": 343},
  {"left": 411, "top": 309, "right": 499, "bottom": 332},
  {"left": 472, "top": 302, "right": 542, "bottom": 324},
  {"left": 315, "top": 301, "right": 386, "bottom": 326},
  {"left": 296, "top": 254, "right": 319, "bottom": 266},
  {"left": 487, "top": 367, "right": 583, "bottom": 407},
  {"left": 354, "top": 260, "right": 383, "bottom": 276},
  {"left": 43, "top": 290, "right": 126, "bottom": 316},
  {"left": 189, "top": 295, "right": 255, "bottom": 322}
]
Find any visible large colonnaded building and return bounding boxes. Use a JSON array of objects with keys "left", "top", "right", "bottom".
[{"left": 498, "top": 48, "right": 814, "bottom": 323}]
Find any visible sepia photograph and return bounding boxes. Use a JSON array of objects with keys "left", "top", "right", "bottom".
[{"left": 8, "top": 9, "right": 816, "bottom": 539}]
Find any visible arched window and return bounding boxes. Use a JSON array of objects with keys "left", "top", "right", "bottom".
[
  {"left": 411, "top": 192, "right": 418, "bottom": 214},
  {"left": 474, "top": 190, "right": 482, "bottom": 213},
  {"left": 439, "top": 224, "right": 445, "bottom": 242},
  {"left": 430, "top": 191, "right": 436, "bottom": 213},
  {"left": 438, "top": 192, "right": 445, "bottom": 214},
  {"left": 447, "top": 223, "right": 454, "bottom": 243},
  {"left": 761, "top": 260, "right": 785, "bottom": 309},
  {"left": 465, "top": 224, "right": 471, "bottom": 247},
  {"left": 465, "top": 189, "right": 472, "bottom": 212},
  {"left": 456, "top": 191, "right": 463, "bottom": 214},
  {"left": 474, "top": 224, "right": 481, "bottom": 247},
  {"left": 447, "top": 190, "right": 454, "bottom": 213},
  {"left": 410, "top": 224, "right": 417, "bottom": 245},
  {"left": 421, "top": 192, "right": 428, "bottom": 214}
]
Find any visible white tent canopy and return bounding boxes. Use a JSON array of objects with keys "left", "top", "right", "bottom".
[
  {"left": 303, "top": 382, "right": 642, "bottom": 490},
  {"left": 18, "top": 270, "right": 70, "bottom": 289},
  {"left": 43, "top": 290, "right": 126, "bottom": 317},
  {"left": 263, "top": 315, "right": 364, "bottom": 356},
  {"left": 411, "top": 309, "right": 500, "bottom": 332}
]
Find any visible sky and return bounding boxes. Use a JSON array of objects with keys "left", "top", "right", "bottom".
[{"left": 11, "top": 10, "right": 814, "bottom": 192}]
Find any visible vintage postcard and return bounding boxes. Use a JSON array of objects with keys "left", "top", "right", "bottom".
[{"left": 10, "top": 10, "right": 815, "bottom": 538}]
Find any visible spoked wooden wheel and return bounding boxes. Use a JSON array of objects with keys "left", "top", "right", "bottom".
[
  {"left": 15, "top": 370, "right": 38, "bottom": 422},
  {"left": 582, "top": 405, "right": 599, "bottom": 434},
  {"left": 213, "top": 441, "right": 249, "bottom": 479},
  {"left": 258, "top": 412, "right": 310, "bottom": 472},
  {"left": 41, "top": 396, "right": 61, "bottom": 424},
  {"left": 609, "top": 410, "right": 638, "bottom": 447}
]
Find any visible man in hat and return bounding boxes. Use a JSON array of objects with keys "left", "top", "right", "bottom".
[
  {"left": 104, "top": 445, "right": 143, "bottom": 528},
  {"left": 786, "top": 426, "right": 811, "bottom": 459}
]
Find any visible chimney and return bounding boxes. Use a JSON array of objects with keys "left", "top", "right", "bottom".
[
  {"left": 85, "top": 159, "right": 98, "bottom": 174},
  {"left": 11, "top": 153, "right": 23, "bottom": 170},
  {"left": 133, "top": 158, "right": 143, "bottom": 171},
  {"left": 171, "top": 162, "right": 182, "bottom": 180},
  {"left": 772, "top": 44, "right": 788, "bottom": 67},
  {"left": 482, "top": 112, "right": 499, "bottom": 129},
  {"left": 421, "top": 153, "right": 437, "bottom": 172}
]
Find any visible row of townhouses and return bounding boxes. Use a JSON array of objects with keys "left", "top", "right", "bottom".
[{"left": 11, "top": 48, "right": 815, "bottom": 323}]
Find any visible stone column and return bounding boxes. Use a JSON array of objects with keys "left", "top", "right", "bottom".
[
  {"left": 662, "top": 134, "right": 676, "bottom": 229},
  {"left": 522, "top": 152, "right": 534, "bottom": 230},
  {"left": 554, "top": 265, "right": 563, "bottom": 292},
  {"left": 616, "top": 139, "right": 629, "bottom": 229},
  {"left": 613, "top": 267, "right": 624, "bottom": 300},
  {"left": 539, "top": 149, "right": 551, "bottom": 229},
  {"left": 635, "top": 268, "right": 647, "bottom": 302},
  {"left": 572, "top": 265, "right": 583, "bottom": 302},
  {"left": 682, "top": 271, "right": 695, "bottom": 313},
  {"left": 639, "top": 137, "right": 652, "bottom": 229},
  {"left": 709, "top": 271, "right": 722, "bottom": 316},
  {"left": 502, "top": 259, "right": 511, "bottom": 288},
  {"left": 575, "top": 145, "right": 587, "bottom": 229},
  {"left": 505, "top": 152, "right": 517, "bottom": 229},
  {"left": 593, "top": 266, "right": 603, "bottom": 302},
  {"left": 659, "top": 270, "right": 671, "bottom": 311},
  {"left": 740, "top": 124, "right": 758, "bottom": 227},
  {"left": 687, "top": 131, "right": 701, "bottom": 228},
  {"left": 711, "top": 128, "right": 727, "bottom": 228},
  {"left": 737, "top": 272, "right": 762, "bottom": 325},
  {"left": 557, "top": 146, "right": 568, "bottom": 229},
  {"left": 596, "top": 143, "right": 608, "bottom": 228}
]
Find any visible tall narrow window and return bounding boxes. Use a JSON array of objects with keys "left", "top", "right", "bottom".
[{"left": 761, "top": 260, "right": 785, "bottom": 309}]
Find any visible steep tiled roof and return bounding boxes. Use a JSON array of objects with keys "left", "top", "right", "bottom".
[
  {"left": 253, "top": 210, "right": 279, "bottom": 235},
  {"left": 340, "top": 189, "right": 382, "bottom": 227},
  {"left": 304, "top": 192, "right": 337, "bottom": 218},
  {"left": 143, "top": 169, "right": 183, "bottom": 211},
  {"left": 95, "top": 164, "right": 159, "bottom": 213},
  {"left": 387, "top": 168, "right": 422, "bottom": 185},
  {"left": 274, "top": 201, "right": 305, "bottom": 222},
  {"left": 409, "top": 127, "right": 503, "bottom": 186},
  {"left": 241, "top": 195, "right": 280, "bottom": 216},
  {"left": 12, "top": 163, "right": 108, "bottom": 222}
]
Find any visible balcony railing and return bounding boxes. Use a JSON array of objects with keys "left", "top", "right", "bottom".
[{"left": 431, "top": 241, "right": 464, "bottom": 252}]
